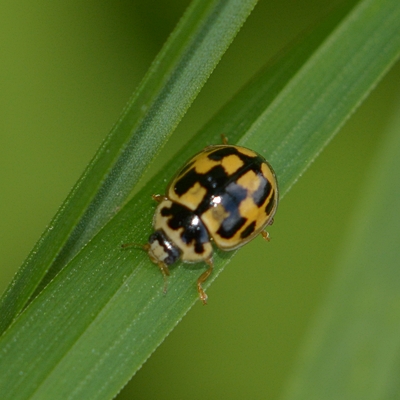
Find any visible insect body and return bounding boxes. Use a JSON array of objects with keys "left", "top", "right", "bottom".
[{"left": 144, "top": 145, "right": 278, "bottom": 304}]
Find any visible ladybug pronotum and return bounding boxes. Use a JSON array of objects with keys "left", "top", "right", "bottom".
[{"left": 127, "top": 144, "right": 278, "bottom": 304}]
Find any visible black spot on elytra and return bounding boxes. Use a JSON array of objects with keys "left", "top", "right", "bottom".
[
  {"left": 265, "top": 190, "right": 276, "bottom": 215},
  {"left": 207, "top": 146, "right": 239, "bottom": 161},
  {"left": 253, "top": 178, "right": 272, "bottom": 207},
  {"left": 177, "top": 160, "right": 195, "bottom": 178},
  {"left": 174, "top": 165, "right": 227, "bottom": 196},
  {"left": 240, "top": 221, "right": 256, "bottom": 239}
]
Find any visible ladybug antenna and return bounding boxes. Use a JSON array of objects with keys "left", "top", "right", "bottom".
[{"left": 121, "top": 242, "right": 150, "bottom": 251}]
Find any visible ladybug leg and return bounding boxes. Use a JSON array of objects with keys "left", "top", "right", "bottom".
[
  {"left": 260, "top": 230, "right": 270, "bottom": 242},
  {"left": 156, "top": 261, "right": 170, "bottom": 294},
  {"left": 152, "top": 194, "right": 168, "bottom": 202},
  {"left": 197, "top": 258, "right": 214, "bottom": 305}
]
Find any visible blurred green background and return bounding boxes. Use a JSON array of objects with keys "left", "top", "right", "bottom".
[{"left": 0, "top": 1, "right": 399, "bottom": 399}]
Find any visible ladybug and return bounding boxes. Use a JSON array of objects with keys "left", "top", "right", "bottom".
[{"left": 125, "top": 144, "right": 278, "bottom": 304}]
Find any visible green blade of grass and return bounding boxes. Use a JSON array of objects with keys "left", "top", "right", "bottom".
[
  {"left": 0, "top": 0, "right": 258, "bottom": 334},
  {"left": 240, "top": 0, "right": 400, "bottom": 195},
  {"left": 281, "top": 93, "right": 400, "bottom": 400},
  {"left": 0, "top": 0, "right": 399, "bottom": 399}
]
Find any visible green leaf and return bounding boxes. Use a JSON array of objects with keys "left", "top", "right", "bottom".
[
  {"left": 239, "top": 0, "right": 400, "bottom": 195},
  {"left": 0, "top": 0, "right": 258, "bottom": 334},
  {"left": 0, "top": 0, "right": 399, "bottom": 399},
  {"left": 281, "top": 92, "right": 400, "bottom": 400}
]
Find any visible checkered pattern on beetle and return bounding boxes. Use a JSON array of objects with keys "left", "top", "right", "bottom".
[{"left": 124, "top": 144, "right": 278, "bottom": 304}]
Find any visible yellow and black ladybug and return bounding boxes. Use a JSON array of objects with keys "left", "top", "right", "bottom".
[{"left": 127, "top": 144, "right": 278, "bottom": 304}]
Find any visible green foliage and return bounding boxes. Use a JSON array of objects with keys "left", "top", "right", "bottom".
[
  {"left": 0, "top": 0, "right": 258, "bottom": 335},
  {"left": 282, "top": 92, "right": 400, "bottom": 400}
]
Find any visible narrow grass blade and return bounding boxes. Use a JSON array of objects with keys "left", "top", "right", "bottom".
[
  {"left": 240, "top": 0, "right": 400, "bottom": 196},
  {"left": 281, "top": 94, "right": 400, "bottom": 400},
  {"left": 0, "top": 0, "right": 258, "bottom": 334},
  {"left": 0, "top": 0, "right": 399, "bottom": 399}
]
